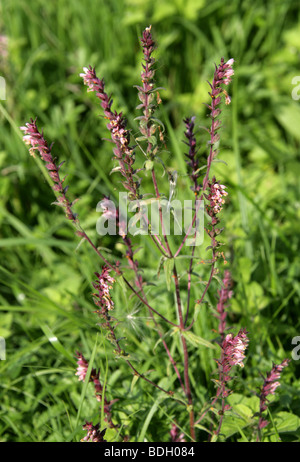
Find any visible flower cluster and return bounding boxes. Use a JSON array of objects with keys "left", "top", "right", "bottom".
[
  {"left": 81, "top": 422, "right": 107, "bottom": 442},
  {"left": 92, "top": 266, "right": 115, "bottom": 313},
  {"left": 184, "top": 116, "right": 200, "bottom": 195},
  {"left": 20, "top": 119, "right": 77, "bottom": 222},
  {"left": 258, "top": 359, "right": 290, "bottom": 430},
  {"left": 220, "top": 328, "right": 249, "bottom": 383},
  {"left": 75, "top": 351, "right": 90, "bottom": 382},
  {"left": 204, "top": 176, "right": 228, "bottom": 255},
  {"left": 207, "top": 177, "right": 228, "bottom": 216},
  {"left": 221, "top": 58, "right": 235, "bottom": 85},
  {"left": 75, "top": 352, "right": 104, "bottom": 399},
  {"left": 80, "top": 66, "right": 139, "bottom": 199}
]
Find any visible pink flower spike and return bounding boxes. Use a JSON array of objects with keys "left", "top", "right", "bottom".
[
  {"left": 207, "top": 177, "right": 228, "bottom": 215},
  {"left": 257, "top": 359, "right": 290, "bottom": 435},
  {"left": 221, "top": 328, "right": 249, "bottom": 375},
  {"left": 92, "top": 266, "right": 115, "bottom": 313}
]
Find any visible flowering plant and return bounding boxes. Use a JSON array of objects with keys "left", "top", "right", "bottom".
[{"left": 21, "top": 26, "right": 290, "bottom": 442}]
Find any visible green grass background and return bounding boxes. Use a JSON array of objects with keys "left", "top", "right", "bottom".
[{"left": 0, "top": 0, "right": 300, "bottom": 442}]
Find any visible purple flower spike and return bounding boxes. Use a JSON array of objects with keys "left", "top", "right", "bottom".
[{"left": 183, "top": 116, "right": 200, "bottom": 195}]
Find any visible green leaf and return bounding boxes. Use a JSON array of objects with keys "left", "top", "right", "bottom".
[
  {"left": 138, "top": 397, "right": 164, "bottom": 442},
  {"left": 135, "top": 136, "right": 148, "bottom": 142},
  {"left": 274, "top": 412, "right": 300, "bottom": 433},
  {"left": 164, "top": 258, "right": 174, "bottom": 291},
  {"left": 130, "top": 374, "right": 140, "bottom": 393},
  {"left": 147, "top": 135, "right": 158, "bottom": 147},
  {"left": 182, "top": 331, "right": 217, "bottom": 350}
]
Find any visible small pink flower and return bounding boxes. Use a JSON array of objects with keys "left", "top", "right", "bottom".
[
  {"left": 223, "top": 59, "right": 234, "bottom": 84},
  {"left": 225, "top": 58, "right": 234, "bottom": 67}
]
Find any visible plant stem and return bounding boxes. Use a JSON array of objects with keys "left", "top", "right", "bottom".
[
  {"left": 151, "top": 167, "right": 172, "bottom": 257},
  {"left": 123, "top": 236, "right": 186, "bottom": 393},
  {"left": 173, "top": 263, "right": 195, "bottom": 440}
]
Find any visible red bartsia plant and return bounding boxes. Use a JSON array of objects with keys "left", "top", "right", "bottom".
[
  {"left": 213, "top": 329, "right": 249, "bottom": 436},
  {"left": 256, "top": 359, "right": 290, "bottom": 440},
  {"left": 195, "top": 328, "right": 249, "bottom": 440},
  {"left": 21, "top": 26, "right": 290, "bottom": 442}
]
